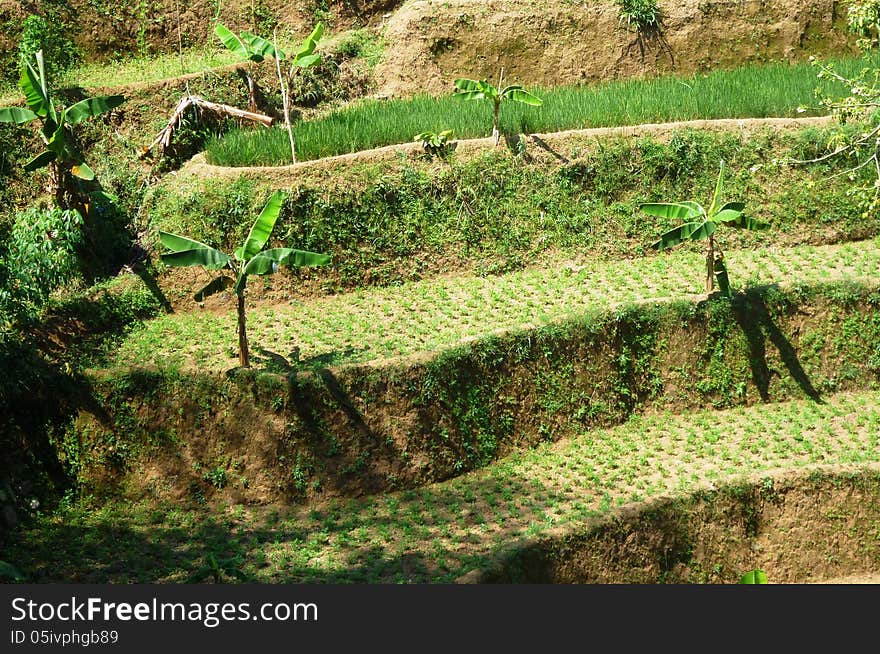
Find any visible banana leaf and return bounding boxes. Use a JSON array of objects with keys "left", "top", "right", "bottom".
[
  {"left": 650, "top": 220, "right": 716, "bottom": 249},
  {"left": 238, "top": 190, "right": 286, "bottom": 261}
]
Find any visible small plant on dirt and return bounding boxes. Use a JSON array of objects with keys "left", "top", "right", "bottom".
[
  {"left": 616, "top": 0, "right": 662, "bottom": 32},
  {"left": 157, "top": 190, "right": 331, "bottom": 368},
  {"left": 641, "top": 160, "right": 769, "bottom": 297},
  {"left": 215, "top": 21, "right": 284, "bottom": 112},
  {"left": 739, "top": 569, "right": 768, "bottom": 583},
  {"left": 414, "top": 129, "right": 453, "bottom": 158},
  {"left": 614, "top": 0, "right": 672, "bottom": 63},
  {"left": 0, "top": 50, "right": 124, "bottom": 211},
  {"left": 453, "top": 70, "right": 542, "bottom": 146}
]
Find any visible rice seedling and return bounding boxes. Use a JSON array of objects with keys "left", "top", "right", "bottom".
[{"left": 206, "top": 53, "right": 880, "bottom": 165}]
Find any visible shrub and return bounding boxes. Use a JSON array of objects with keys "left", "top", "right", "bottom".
[{"left": 0, "top": 205, "right": 83, "bottom": 325}]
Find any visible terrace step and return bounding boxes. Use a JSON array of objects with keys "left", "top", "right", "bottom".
[
  {"left": 105, "top": 237, "right": 880, "bottom": 372},
  {"left": 10, "top": 390, "right": 880, "bottom": 582}
]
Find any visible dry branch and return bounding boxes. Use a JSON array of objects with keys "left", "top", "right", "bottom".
[{"left": 140, "top": 95, "right": 274, "bottom": 159}]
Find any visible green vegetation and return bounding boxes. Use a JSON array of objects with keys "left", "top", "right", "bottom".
[
  {"left": 453, "top": 73, "right": 543, "bottom": 146},
  {"left": 158, "top": 190, "right": 331, "bottom": 367},
  {"left": 205, "top": 54, "right": 880, "bottom": 165},
  {"left": 276, "top": 22, "right": 324, "bottom": 163},
  {"left": 644, "top": 160, "right": 769, "bottom": 296},
  {"left": 3, "top": 2, "right": 880, "bottom": 589},
  {"left": 17, "top": 14, "right": 78, "bottom": 83},
  {"left": 615, "top": 0, "right": 663, "bottom": 33},
  {"left": 102, "top": 240, "right": 880, "bottom": 372},
  {"left": 155, "top": 126, "right": 878, "bottom": 292},
  {"left": 847, "top": 0, "right": 880, "bottom": 49},
  {"left": 414, "top": 128, "right": 453, "bottom": 157},
  {"left": 214, "top": 22, "right": 284, "bottom": 111},
  {"left": 0, "top": 205, "right": 83, "bottom": 326},
  {"left": 739, "top": 569, "right": 769, "bottom": 584},
  {"left": 6, "top": 393, "right": 880, "bottom": 582},
  {"left": 0, "top": 50, "right": 124, "bottom": 209}
]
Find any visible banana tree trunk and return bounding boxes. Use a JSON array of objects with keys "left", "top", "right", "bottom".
[
  {"left": 246, "top": 66, "right": 258, "bottom": 113},
  {"left": 237, "top": 290, "right": 250, "bottom": 368},
  {"left": 48, "top": 160, "right": 81, "bottom": 212},
  {"left": 49, "top": 160, "right": 65, "bottom": 208},
  {"left": 705, "top": 235, "right": 715, "bottom": 292}
]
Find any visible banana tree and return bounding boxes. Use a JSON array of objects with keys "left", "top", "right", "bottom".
[
  {"left": 0, "top": 50, "right": 124, "bottom": 210},
  {"left": 158, "top": 191, "right": 331, "bottom": 368},
  {"left": 453, "top": 70, "right": 542, "bottom": 146},
  {"left": 215, "top": 22, "right": 284, "bottom": 112},
  {"left": 641, "top": 160, "right": 769, "bottom": 297},
  {"left": 274, "top": 22, "right": 323, "bottom": 163}
]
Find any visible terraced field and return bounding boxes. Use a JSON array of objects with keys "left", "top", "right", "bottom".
[
  {"left": 3, "top": 1, "right": 880, "bottom": 589},
  {"left": 8, "top": 392, "right": 880, "bottom": 583},
  {"left": 103, "top": 238, "right": 880, "bottom": 372}
]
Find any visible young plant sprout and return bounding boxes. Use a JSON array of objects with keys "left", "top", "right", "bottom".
[
  {"left": 641, "top": 160, "right": 769, "bottom": 297},
  {"left": 158, "top": 190, "right": 331, "bottom": 367},
  {"left": 453, "top": 69, "right": 542, "bottom": 146}
]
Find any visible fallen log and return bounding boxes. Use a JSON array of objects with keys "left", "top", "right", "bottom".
[{"left": 141, "top": 94, "right": 274, "bottom": 159}]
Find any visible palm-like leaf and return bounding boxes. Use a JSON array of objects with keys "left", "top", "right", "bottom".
[
  {"left": 158, "top": 231, "right": 231, "bottom": 269},
  {"left": 46, "top": 122, "right": 67, "bottom": 154},
  {"left": 65, "top": 95, "right": 125, "bottom": 125},
  {"left": 0, "top": 107, "right": 38, "bottom": 124},
  {"left": 718, "top": 214, "right": 770, "bottom": 230},
  {"left": 245, "top": 247, "right": 331, "bottom": 275},
  {"left": 292, "top": 22, "right": 323, "bottom": 63},
  {"left": 24, "top": 150, "right": 56, "bottom": 171},
  {"left": 503, "top": 86, "right": 543, "bottom": 106},
  {"left": 739, "top": 569, "right": 768, "bottom": 584},
  {"left": 717, "top": 201, "right": 745, "bottom": 213},
  {"left": 292, "top": 53, "right": 320, "bottom": 68},
  {"left": 240, "top": 32, "right": 276, "bottom": 61},
  {"left": 215, "top": 23, "right": 250, "bottom": 59},
  {"left": 707, "top": 160, "right": 726, "bottom": 217},
  {"left": 453, "top": 78, "right": 496, "bottom": 101},
  {"left": 238, "top": 190, "right": 286, "bottom": 261},
  {"left": 20, "top": 57, "right": 51, "bottom": 118},
  {"left": 650, "top": 220, "right": 717, "bottom": 249},
  {"left": 639, "top": 201, "right": 704, "bottom": 221},
  {"left": 237, "top": 247, "right": 330, "bottom": 294},
  {"left": 71, "top": 162, "right": 95, "bottom": 180}
]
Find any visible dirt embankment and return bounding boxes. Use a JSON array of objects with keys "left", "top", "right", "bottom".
[
  {"left": 476, "top": 466, "right": 880, "bottom": 584},
  {"left": 0, "top": 0, "right": 404, "bottom": 62},
  {"left": 375, "top": 0, "right": 858, "bottom": 98}
]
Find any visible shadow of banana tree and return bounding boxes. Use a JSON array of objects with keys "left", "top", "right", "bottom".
[{"left": 731, "top": 286, "right": 823, "bottom": 403}]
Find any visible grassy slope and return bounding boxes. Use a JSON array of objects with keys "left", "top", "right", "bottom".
[
  {"left": 151, "top": 123, "right": 880, "bottom": 297},
  {"left": 97, "top": 239, "right": 880, "bottom": 372},
  {"left": 7, "top": 391, "right": 880, "bottom": 582}
]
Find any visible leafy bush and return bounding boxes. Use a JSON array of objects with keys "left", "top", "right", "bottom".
[
  {"left": 615, "top": 0, "right": 662, "bottom": 32},
  {"left": 414, "top": 129, "right": 454, "bottom": 158},
  {"left": 0, "top": 205, "right": 83, "bottom": 325},
  {"left": 847, "top": 0, "right": 880, "bottom": 49},
  {"left": 18, "top": 14, "right": 78, "bottom": 83}
]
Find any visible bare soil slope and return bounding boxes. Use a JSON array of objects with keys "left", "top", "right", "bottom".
[
  {"left": 0, "top": 0, "right": 404, "bottom": 61},
  {"left": 375, "top": 0, "right": 857, "bottom": 98}
]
